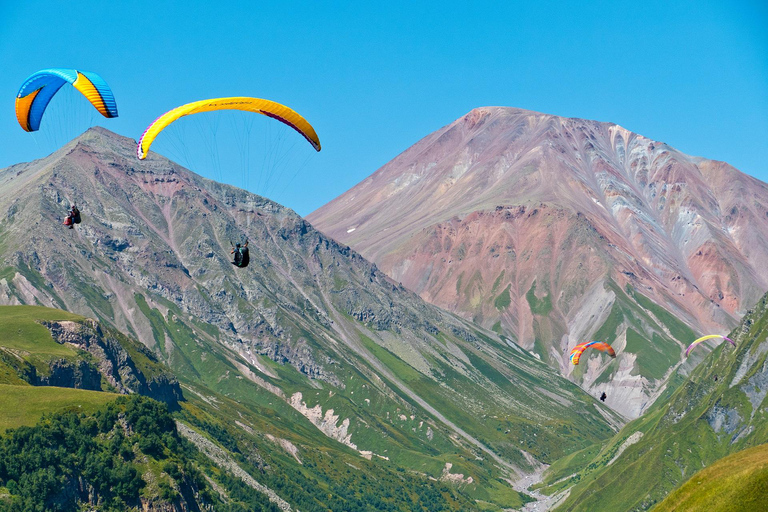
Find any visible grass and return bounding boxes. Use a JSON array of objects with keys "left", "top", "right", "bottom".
[
  {"left": 591, "top": 300, "right": 624, "bottom": 344},
  {"left": 551, "top": 293, "right": 768, "bottom": 512},
  {"left": 0, "top": 267, "right": 15, "bottom": 283},
  {"left": 651, "top": 443, "right": 768, "bottom": 512},
  {"left": 14, "top": 262, "right": 66, "bottom": 309},
  {"left": 134, "top": 293, "right": 169, "bottom": 353},
  {"left": 456, "top": 272, "right": 464, "bottom": 295},
  {"left": 494, "top": 284, "right": 512, "bottom": 311},
  {"left": 491, "top": 270, "right": 505, "bottom": 294},
  {"left": 629, "top": 287, "right": 696, "bottom": 342},
  {"left": 0, "top": 305, "right": 83, "bottom": 355},
  {"left": 77, "top": 281, "right": 115, "bottom": 319},
  {"left": 0, "top": 384, "right": 118, "bottom": 432},
  {"left": 526, "top": 281, "right": 553, "bottom": 316},
  {"left": 625, "top": 329, "right": 679, "bottom": 380},
  {"left": 537, "top": 442, "right": 603, "bottom": 489}
]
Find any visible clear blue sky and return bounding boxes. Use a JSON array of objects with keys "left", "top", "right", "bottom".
[{"left": 2, "top": 1, "right": 766, "bottom": 216}]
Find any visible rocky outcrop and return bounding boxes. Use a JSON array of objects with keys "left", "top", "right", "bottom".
[
  {"left": 288, "top": 392, "right": 357, "bottom": 450},
  {"left": 0, "top": 345, "right": 102, "bottom": 390},
  {"left": 42, "top": 319, "right": 183, "bottom": 407},
  {"left": 29, "top": 358, "right": 102, "bottom": 390}
]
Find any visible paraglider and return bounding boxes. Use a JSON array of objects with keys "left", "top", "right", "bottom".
[
  {"left": 569, "top": 341, "right": 616, "bottom": 365},
  {"left": 685, "top": 335, "right": 735, "bottom": 357},
  {"left": 231, "top": 241, "right": 250, "bottom": 268},
  {"left": 16, "top": 68, "right": 118, "bottom": 132},
  {"left": 63, "top": 204, "right": 81, "bottom": 229},
  {"left": 136, "top": 97, "right": 321, "bottom": 160}
]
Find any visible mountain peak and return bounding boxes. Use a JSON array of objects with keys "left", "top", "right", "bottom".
[
  {"left": 68, "top": 126, "right": 141, "bottom": 158},
  {"left": 457, "top": 106, "right": 620, "bottom": 131}
]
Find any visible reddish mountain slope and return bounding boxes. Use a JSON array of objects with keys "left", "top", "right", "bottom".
[{"left": 309, "top": 107, "right": 768, "bottom": 417}]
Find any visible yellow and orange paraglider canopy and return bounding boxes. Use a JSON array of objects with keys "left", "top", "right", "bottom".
[{"left": 137, "top": 97, "right": 320, "bottom": 160}]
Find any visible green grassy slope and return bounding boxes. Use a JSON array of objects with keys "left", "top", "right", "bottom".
[
  {"left": 0, "top": 395, "right": 274, "bottom": 512},
  {"left": 0, "top": 306, "right": 84, "bottom": 380},
  {"left": 136, "top": 294, "right": 539, "bottom": 509},
  {"left": 0, "top": 131, "right": 626, "bottom": 510},
  {"left": 120, "top": 261, "right": 622, "bottom": 508},
  {"left": 651, "top": 443, "right": 768, "bottom": 512},
  {"left": 0, "top": 306, "right": 122, "bottom": 431},
  {"left": 549, "top": 292, "right": 768, "bottom": 511},
  {"left": 0, "top": 384, "right": 118, "bottom": 432},
  {"left": 0, "top": 306, "right": 490, "bottom": 511}
]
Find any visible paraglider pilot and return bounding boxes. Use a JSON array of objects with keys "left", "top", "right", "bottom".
[
  {"left": 63, "top": 204, "right": 81, "bottom": 229},
  {"left": 600, "top": 392, "right": 607, "bottom": 402},
  {"left": 231, "top": 240, "right": 250, "bottom": 268}
]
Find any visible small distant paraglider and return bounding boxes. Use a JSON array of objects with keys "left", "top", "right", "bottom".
[
  {"left": 570, "top": 341, "right": 616, "bottom": 365},
  {"left": 15, "top": 68, "right": 118, "bottom": 132},
  {"left": 685, "top": 335, "right": 735, "bottom": 357}
]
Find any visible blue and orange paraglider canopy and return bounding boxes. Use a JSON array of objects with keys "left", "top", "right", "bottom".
[{"left": 15, "top": 68, "right": 118, "bottom": 132}]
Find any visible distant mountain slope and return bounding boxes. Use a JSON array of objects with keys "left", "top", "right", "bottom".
[
  {"left": 308, "top": 107, "right": 768, "bottom": 417},
  {"left": 545, "top": 290, "right": 768, "bottom": 511},
  {"left": 651, "top": 443, "right": 768, "bottom": 512},
  {"left": 0, "top": 129, "right": 622, "bottom": 510}
]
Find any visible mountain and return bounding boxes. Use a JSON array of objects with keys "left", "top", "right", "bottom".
[
  {"left": 538, "top": 290, "right": 768, "bottom": 511},
  {"left": 0, "top": 128, "right": 623, "bottom": 510},
  {"left": 308, "top": 107, "right": 768, "bottom": 418}
]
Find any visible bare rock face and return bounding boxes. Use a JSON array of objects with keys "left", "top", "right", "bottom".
[
  {"left": 309, "top": 107, "right": 768, "bottom": 417},
  {"left": 41, "top": 319, "right": 183, "bottom": 407},
  {"left": 28, "top": 358, "right": 102, "bottom": 390}
]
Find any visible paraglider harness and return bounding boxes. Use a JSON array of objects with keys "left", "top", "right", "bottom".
[
  {"left": 63, "top": 204, "right": 81, "bottom": 229},
  {"left": 231, "top": 240, "right": 250, "bottom": 268}
]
